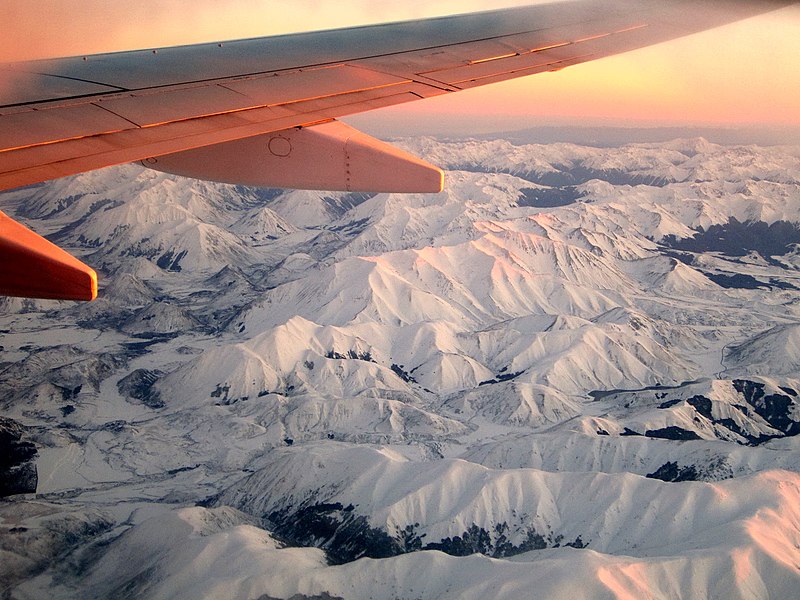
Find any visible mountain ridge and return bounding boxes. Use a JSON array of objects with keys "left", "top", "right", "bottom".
[{"left": 1, "top": 137, "right": 800, "bottom": 598}]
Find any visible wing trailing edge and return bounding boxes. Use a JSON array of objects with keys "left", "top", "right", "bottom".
[
  {"left": 0, "top": 211, "right": 97, "bottom": 301},
  {"left": 140, "top": 120, "right": 444, "bottom": 194}
]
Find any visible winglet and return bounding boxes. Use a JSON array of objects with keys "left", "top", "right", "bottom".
[{"left": 0, "top": 211, "right": 97, "bottom": 301}]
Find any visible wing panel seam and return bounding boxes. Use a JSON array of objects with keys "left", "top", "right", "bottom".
[
  {"left": 0, "top": 79, "right": 414, "bottom": 155},
  {"left": 0, "top": 15, "right": 618, "bottom": 109}
]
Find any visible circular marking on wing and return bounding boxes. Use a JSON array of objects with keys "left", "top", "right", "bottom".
[{"left": 268, "top": 136, "right": 292, "bottom": 157}]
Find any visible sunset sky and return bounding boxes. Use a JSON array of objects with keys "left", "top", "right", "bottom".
[{"left": 3, "top": 0, "right": 799, "bottom": 133}]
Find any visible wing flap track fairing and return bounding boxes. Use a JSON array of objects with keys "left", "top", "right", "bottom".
[{"left": 140, "top": 120, "right": 444, "bottom": 193}]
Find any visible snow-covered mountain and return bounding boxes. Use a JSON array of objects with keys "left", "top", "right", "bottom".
[{"left": 2, "top": 137, "right": 800, "bottom": 599}]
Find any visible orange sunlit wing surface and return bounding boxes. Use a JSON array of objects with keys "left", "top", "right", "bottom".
[{"left": 0, "top": 210, "right": 97, "bottom": 301}]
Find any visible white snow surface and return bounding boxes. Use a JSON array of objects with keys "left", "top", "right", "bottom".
[{"left": 2, "top": 138, "right": 800, "bottom": 599}]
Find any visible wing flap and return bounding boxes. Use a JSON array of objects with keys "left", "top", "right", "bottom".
[
  {"left": 0, "top": 67, "right": 123, "bottom": 106},
  {"left": 0, "top": 103, "right": 135, "bottom": 151},
  {"left": 92, "top": 65, "right": 410, "bottom": 128},
  {"left": 450, "top": 54, "right": 594, "bottom": 89},
  {"left": 96, "top": 84, "right": 256, "bottom": 128},
  {"left": 221, "top": 65, "right": 411, "bottom": 108},
  {"left": 411, "top": 21, "right": 660, "bottom": 87}
]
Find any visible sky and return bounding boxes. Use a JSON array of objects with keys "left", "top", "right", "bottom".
[{"left": 3, "top": 0, "right": 800, "bottom": 135}]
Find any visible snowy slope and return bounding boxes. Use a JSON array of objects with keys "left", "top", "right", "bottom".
[{"left": 2, "top": 138, "right": 800, "bottom": 599}]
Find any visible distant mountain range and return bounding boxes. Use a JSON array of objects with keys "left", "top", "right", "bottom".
[
  {"left": 476, "top": 125, "right": 800, "bottom": 147},
  {"left": 1, "top": 137, "right": 799, "bottom": 599}
]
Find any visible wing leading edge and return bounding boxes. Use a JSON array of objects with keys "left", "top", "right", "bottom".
[{"left": 0, "top": 0, "right": 795, "bottom": 300}]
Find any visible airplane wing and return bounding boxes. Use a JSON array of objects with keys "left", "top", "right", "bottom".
[{"left": 0, "top": 0, "right": 794, "bottom": 300}]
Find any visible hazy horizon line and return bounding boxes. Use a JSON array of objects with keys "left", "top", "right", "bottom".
[{"left": 345, "top": 115, "right": 800, "bottom": 147}]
